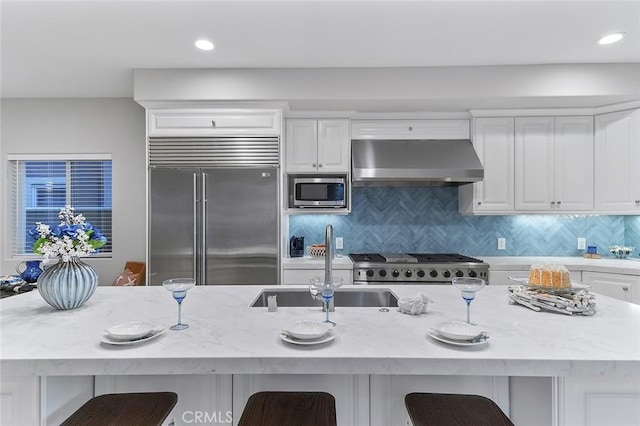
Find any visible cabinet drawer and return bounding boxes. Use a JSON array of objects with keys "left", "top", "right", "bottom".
[
  {"left": 148, "top": 109, "right": 281, "bottom": 136},
  {"left": 283, "top": 269, "right": 353, "bottom": 286},
  {"left": 351, "top": 119, "right": 470, "bottom": 140},
  {"left": 582, "top": 271, "right": 638, "bottom": 304}
]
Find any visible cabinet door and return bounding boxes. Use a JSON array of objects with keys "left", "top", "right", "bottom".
[
  {"left": 472, "top": 117, "right": 514, "bottom": 212},
  {"left": 595, "top": 109, "right": 640, "bottom": 212},
  {"left": 317, "top": 119, "right": 350, "bottom": 173},
  {"left": 0, "top": 376, "right": 40, "bottom": 426},
  {"left": 148, "top": 109, "right": 281, "bottom": 137},
  {"left": 581, "top": 271, "right": 637, "bottom": 304},
  {"left": 553, "top": 116, "right": 594, "bottom": 211},
  {"left": 515, "top": 117, "right": 554, "bottom": 210},
  {"left": 286, "top": 119, "right": 319, "bottom": 173}
]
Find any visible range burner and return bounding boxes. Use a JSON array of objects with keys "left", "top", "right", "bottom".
[{"left": 349, "top": 252, "right": 489, "bottom": 285}]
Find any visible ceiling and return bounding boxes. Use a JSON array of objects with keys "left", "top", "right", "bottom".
[{"left": 2, "top": 0, "right": 639, "bottom": 111}]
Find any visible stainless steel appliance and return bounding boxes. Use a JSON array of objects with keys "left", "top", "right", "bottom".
[
  {"left": 289, "top": 175, "right": 347, "bottom": 208},
  {"left": 349, "top": 253, "right": 489, "bottom": 285},
  {"left": 148, "top": 136, "right": 279, "bottom": 286},
  {"left": 351, "top": 139, "right": 484, "bottom": 186}
]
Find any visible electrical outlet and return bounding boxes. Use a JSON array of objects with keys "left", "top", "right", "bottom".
[
  {"left": 577, "top": 238, "right": 586, "bottom": 250},
  {"left": 335, "top": 237, "right": 344, "bottom": 250},
  {"left": 497, "top": 238, "right": 506, "bottom": 250}
]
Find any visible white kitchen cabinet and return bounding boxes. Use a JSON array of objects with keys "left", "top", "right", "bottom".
[
  {"left": 594, "top": 108, "right": 640, "bottom": 213},
  {"left": 285, "top": 119, "right": 350, "bottom": 173},
  {"left": 581, "top": 271, "right": 639, "bottom": 304},
  {"left": 459, "top": 117, "right": 514, "bottom": 214},
  {"left": 0, "top": 376, "right": 40, "bottom": 426},
  {"left": 283, "top": 268, "right": 352, "bottom": 285},
  {"left": 515, "top": 116, "right": 593, "bottom": 212},
  {"left": 147, "top": 108, "right": 281, "bottom": 137},
  {"left": 561, "top": 375, "right": 640, "bottom": 426},
  {"left": 351, "top": 119, "right": 470, "bottom": 140}
]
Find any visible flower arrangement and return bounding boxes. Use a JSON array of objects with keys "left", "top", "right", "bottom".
[{"left": 29, "top": 205, "right": 107, "bottom": 262}]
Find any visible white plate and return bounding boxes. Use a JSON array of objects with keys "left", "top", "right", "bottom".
[
  {"left": 434, "top": 321, "right": 482, "bottom": 341},
  {"left": 105, "top": 321, "right": 160, "bottom": 340},
  {"left": 427, "top": 330, "right": 489, "bottom": 347},
  {"left": 101, "top": 327, "right": 165, "bottom": 345},
  {"left": 280, "top": 329, "right": 336, "bottom": 346},
  {"left": 282, "top": 320, "right": 333, "bottom": 340}
]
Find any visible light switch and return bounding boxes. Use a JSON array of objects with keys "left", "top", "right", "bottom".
[
  {"left": 577, "top": 238, "right": 586, "bottom": 250},
  {"left": 497, "top": 238, "right": 506, "bottom": 250},
  {"left": 335, "top": 237, "right": 344, "bottom": 250}
]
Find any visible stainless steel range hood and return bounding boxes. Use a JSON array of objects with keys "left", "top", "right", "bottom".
[{"left": 351, "top": 139, "right": 484, "bottom": 187}]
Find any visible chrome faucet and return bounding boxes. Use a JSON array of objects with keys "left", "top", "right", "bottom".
[
  {"left": 319, "top": 224, "right": 335, "bottom": 312},
  {"left": 324, "top": 224, "right": 333, "bottom": 285}
]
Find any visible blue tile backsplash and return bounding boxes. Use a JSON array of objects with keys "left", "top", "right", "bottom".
[{"left": 289, "top": 187, "right": 638, "bottom": 257}]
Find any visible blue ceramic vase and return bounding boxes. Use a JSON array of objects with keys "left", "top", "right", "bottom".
[
  {"left": 16, "top": 260, "right": 43, "bottom": 283},
  {"left": 37, "top": 257, "right": 98, "bottom": 310}
]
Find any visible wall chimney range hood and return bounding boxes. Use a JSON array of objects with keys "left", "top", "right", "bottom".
[{"left": 351, "top": 139, "right": 484, "bottom": 187}]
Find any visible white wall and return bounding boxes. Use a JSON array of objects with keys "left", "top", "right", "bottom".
[{"left": 1, "top": 98, "right": 146, "bottom": 284}]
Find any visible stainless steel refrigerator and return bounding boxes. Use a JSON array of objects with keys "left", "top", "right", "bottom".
[{"left": 148, "top": 166, "right": 279, "bottom": 286}]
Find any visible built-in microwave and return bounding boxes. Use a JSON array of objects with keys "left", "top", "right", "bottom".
[{"left": 289, "top": 175, "right": 347, "bottom": 208}]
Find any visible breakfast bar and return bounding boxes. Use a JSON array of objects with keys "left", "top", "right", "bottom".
[{"left": 1, "top": 285, "right": 639, "bottom": 425}]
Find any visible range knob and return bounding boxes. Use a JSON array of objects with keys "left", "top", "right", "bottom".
[
  {"left": 468, "top": 270, "right": 478, "bottom": 278},
  {"left": 379, "top": 270, "right": 387, "bottom": 277},
  {"left": 455, "top": 270, "right": 464, "bottom": 278},
  {"left": 392, "top": 270, "right": 400, "bottom": 278},
  {"left": 405, "top": 270, "right": 413, "bottom": 278},
  {"left": 417, "top": 270, "right": 426, "bottom": 278},
  {"left": 443, "top": 270, "right": 451, "bottom": 278},
  {"left": 429, "top": 269, "right": 438, "bottom": 278},
  {"left": 366, "top": 270, "right": 374, "bottom": 277}
]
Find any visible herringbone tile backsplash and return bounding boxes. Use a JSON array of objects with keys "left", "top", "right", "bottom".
[{"left": 289, "top": 187, "right": 638, "bottom": 257}]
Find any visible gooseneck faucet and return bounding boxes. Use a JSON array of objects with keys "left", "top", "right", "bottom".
[{"left": 324, "top": 224, "right": 333, "bottom": 285}]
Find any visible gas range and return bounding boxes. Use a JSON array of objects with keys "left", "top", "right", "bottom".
[{"left": 349, "top": 253, "right": 489, "bottom": 284}]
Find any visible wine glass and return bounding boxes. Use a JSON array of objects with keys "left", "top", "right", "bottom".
[
  {"left": 162, "top": 278, "right": 196, "bottom": 330},
  {"left": 309, "top": 276, "right": 343, "bottom": 325},
  {"left": 452, "top": 277, "right": 486, "bottom": 324}
]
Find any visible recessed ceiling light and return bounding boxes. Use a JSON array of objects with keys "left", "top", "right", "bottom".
[
  {"left": 598, "top": 32, "right": 625, "bottom": 45},
  {"left": 195, "top": 39, "right": 214, "bottom": 51}
]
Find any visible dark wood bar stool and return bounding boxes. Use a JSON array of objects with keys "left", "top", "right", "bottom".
[
  {"left": 238, "top": 391, "right": 337, "bottom": 426},
  {"left": 60, "top": 392, "right": 178, "bottom": 426},
  {"left": 405, "top": 392, "right": 514, "bottom": 426}
]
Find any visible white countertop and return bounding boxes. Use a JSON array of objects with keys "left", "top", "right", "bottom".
[
  {"left": 1, "top": 285, "right": 639, "bottom": 379},
  {"left": 480, "top": 256, "right": 640, "bottom": 275},
  {"left": 283, "top": 255, "right": 353, "bottom": 269}
]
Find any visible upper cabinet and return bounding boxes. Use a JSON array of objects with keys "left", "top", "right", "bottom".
[
  {"left": 351, "top": 119, "right": 470, "bottom": 140},
  {"left": 147, "top": 108, "right": 281, "bottom": 137},
  {"left": 514, "top": 116, "right": 594, "bottom": 212},
  {"left": 285, "top": 119, "right": 350, "bottom": 173},
  {"left": 594, "top": 109, "right": 640, "bottom": 212},
  {"left": 459, "top": 117, "right": 514, "bottom": 214}
]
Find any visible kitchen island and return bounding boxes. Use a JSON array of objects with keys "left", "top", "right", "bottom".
[{"left": 1, "top": 285, "right": 639, "bottom": 425}]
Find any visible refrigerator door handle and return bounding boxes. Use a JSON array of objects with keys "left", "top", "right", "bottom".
[
  {"left": 193, "top": 172, "right": 198, "bottom": 283},
  {"left": 201, "top": 172, "right": 207, "bottom": 284}
]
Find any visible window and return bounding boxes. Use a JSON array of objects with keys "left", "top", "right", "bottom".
[{"left": 9, "top": 154, "right": 112, "bottom": 257}]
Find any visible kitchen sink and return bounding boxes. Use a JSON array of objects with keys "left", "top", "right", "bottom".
[{"left": 250, "top": 287, "right": 399, "bottom": 308}]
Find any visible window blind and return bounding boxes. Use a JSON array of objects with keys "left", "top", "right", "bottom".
[{"left": 9, "top": 158, "right": 112, "bottom": 257}]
